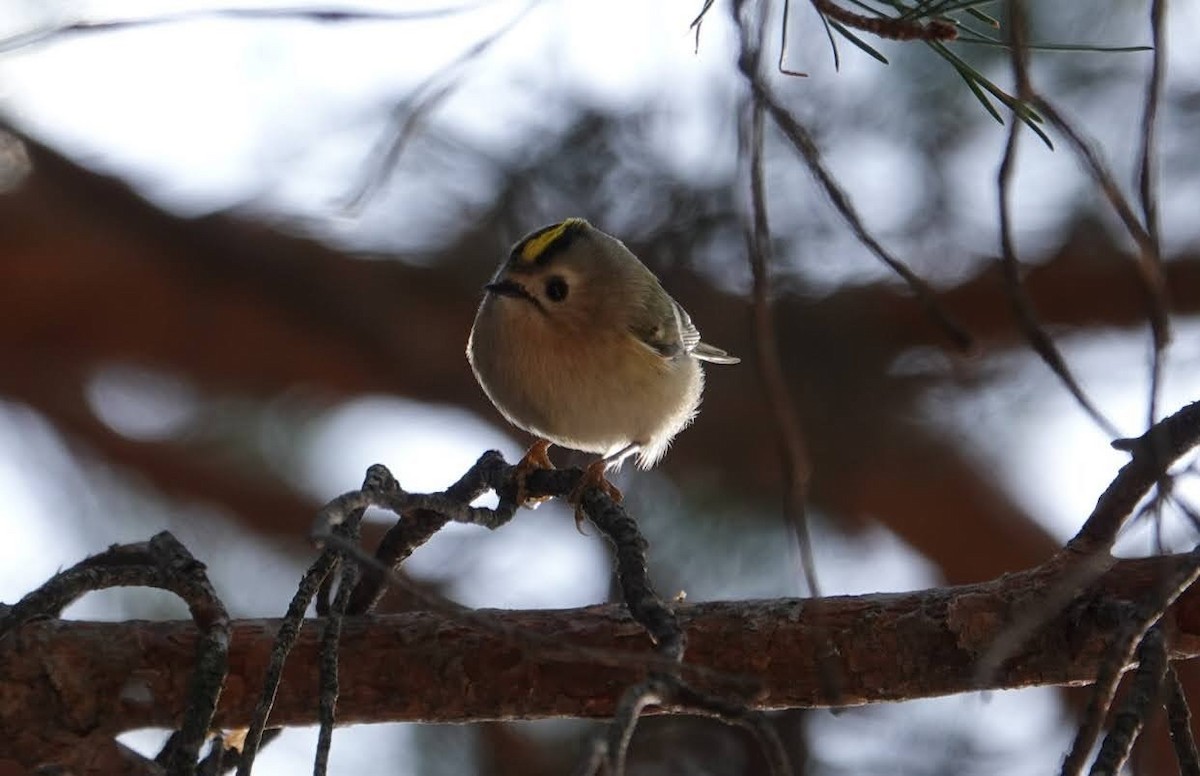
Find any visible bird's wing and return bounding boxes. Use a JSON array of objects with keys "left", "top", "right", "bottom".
[
  {"left": 671, "top": 299, "right": 739, "bottom": 363},
  {"left": 631, "top": 296, "right": 739, "bottom": 364},
  {"left": 692, "top": 341, "right": 740, "bottom": 364}
]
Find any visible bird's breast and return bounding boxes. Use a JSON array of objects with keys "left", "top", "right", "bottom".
[{"left": 468, "top": 297, "right": 702, "bottom": 457}]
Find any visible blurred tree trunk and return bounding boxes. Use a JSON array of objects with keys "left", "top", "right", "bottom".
[{"left": 5, "top": 134, "right": 1198, "bottom": 586}]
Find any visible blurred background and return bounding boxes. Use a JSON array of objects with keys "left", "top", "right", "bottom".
[{"left": 2, "top": 0, "right": 1199, "bottom": 773}]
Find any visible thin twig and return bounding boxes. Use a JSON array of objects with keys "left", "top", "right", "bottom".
[
  {"left": 0, "top": 533, "right": 229, "bottom": 776},
  {"left": 236, "top": 541, "right": 347, "bottom": 775},
  {"left": 1063, "top": 550, "right": 1200, "bottom": 776},
  {"left": 319, "top": 452, "right": 784, "bottom": 774},
  {"left": 749, "top": 82, "right": 973, "bottom": 351},
  {"left": 1138, "top": 0, "right": 1168, "bottom": 430},
  {"left": 314, "top": 459, "right": 758, "bottom": 694},
  {"left": 313, "top": 515, "right": 362, "bottom": 776},
  {"left": 575, "top": 485, "right": 688, "bottom": 775},
  {"left": 1166, "top": 665, "right": 1200, "bottom": 776},
  {"left": 737, "top": 0, "right": 819, "bottom": 602},
  {"left": 1073, "top": 400, "right": 1200, "bottom": 554},
  {"left": 1088, "top": 626, "right": 1168, "bottom": 776},
  {"left": 977, "top": 400, "right": 1200, "bottom": 681},
  {"left": 778, "top": 0, "right": 808, "bottom": 75},
  {"left": 734, "top": 0, "right": 846, "bottom": 713},
  {"left": 341, "top": 0, "right": 539, "bottom": 212},
  {"left": 1030, "top": 96, "right": 1171, "bottom": 356},
  {"left": 996, "top": 0, "right": 1120, "bottom": 439},
  {"left": 345, "top": 454, "right": 512, "bottom": 613},
  {"left": 579, "top": 486, "right": 685, "bottom": 662},
  {"left": 575, "top": 674, "right": 793, "bottom": 776}
]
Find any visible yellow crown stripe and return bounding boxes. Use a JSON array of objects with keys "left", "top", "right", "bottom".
[{"left": 517, "top": 218, "right": 588, "bottom": 263}]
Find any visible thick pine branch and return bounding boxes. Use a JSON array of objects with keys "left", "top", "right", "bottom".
[{"left": 4, "top": 554, "right": 1200, "bottom": 755}]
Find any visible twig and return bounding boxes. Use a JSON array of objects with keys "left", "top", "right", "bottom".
[
  {"left": 1088, "top": 626, "right": 1168, "bottom": 776},
  {"left": 747, "top": 79, "right": 973, "bottom": 351},
  {"left": 341, "top": 0, "right": 539, "bottom": 212},
  {"left": 579, "top": 486, "right": 684, "bottom": 661},
  {"left": 345, "top": 453, "right": 513, "bottom": 613},
  {"left": 737, "top": 2, "right": 820, "bottom": 600},
  {"left": 1138, "top": 0, "right": 1168, "bottom": 431},
  {"left": 570, "top": 477, "right": 791, "bottom": 774},
  {"left": 1063, "top": 550, "right": 1200, "bottom": 776},
  {"left": 1073, "top": 400, "right": 1200, "bottom": 554},
  {"left": 734, "top": 0, "right": 844, "bottom": 714},
  {"left": 314, "top": 461, "right": 752, "bottom": 691},
  {"left": 575, "top": 675, "right": 792, "bottom": 776},
  {"left": 1166, "top": 665, "right": 1200, "bottom": 776},
  {"left": 572, "top": 484, "right": 686, "bottom": 774},
  {"left": 314, "top": 452, "right": 784, "bottom": 773},
  {"left": 314, "top": 514, "right": 362, "bottom": 776},
  {"left": 236, "top": 535, "right": 351, "bottom": 775},
  {"left": 976, "top": 399, "right": 1200, "bottom": 682},
  {"left": 0, "top": 532, "right": 229, "bottom": 776},
  {"left": 312, "top": 455, "right": 521, "bottom": 537},
  {"left": 1029, "top": 95, "right": 1170, "bottom": 353},
  {"left": 996, "top": 0, "right": 1121, "bottom": 440}
]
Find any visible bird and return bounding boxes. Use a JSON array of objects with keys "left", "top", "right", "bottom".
[{"left": 466, "top": 218, "right": 739, "bottom": 515}]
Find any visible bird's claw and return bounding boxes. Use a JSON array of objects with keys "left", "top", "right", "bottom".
[
  {"left": 569, "top": 459, "right": 623, "bottom": 533},
  {"left": 514, "top": 439, "right": 555, "bottom": 507}
]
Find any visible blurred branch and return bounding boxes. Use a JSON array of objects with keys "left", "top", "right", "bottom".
[
  {"left": 0, "top": 365, "right": 322, "bottom": 544},
  {"left": 0, "top": 4, "right": 486, "bottom": 54},
  {"left": 7, "top": 131, "right": 1200, "bottom": 588},
  {"left": 743, "top": 71, "right": 974, "bottom": 351},
  {"left": 735, "top": 0, "right": 818, "bottom": 596},
  {"left": 342, "top": 0, "right": 539, "bottom": 211},
  {"left": 1137, "top": 0, "right": 1169, "bottom": 434},
  {"left": 6, "top": 553, "right": 1200, "bottom": 746}
]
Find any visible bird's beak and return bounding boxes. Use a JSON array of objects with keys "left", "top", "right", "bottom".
[
  {"left": 485, "top": 279, "right": 528, "bottom": 299},
  {"left": 484, "top": 277, "right": 546, "bottom": 314}
]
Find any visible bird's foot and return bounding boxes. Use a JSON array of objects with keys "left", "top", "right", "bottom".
[
  {"left": 569, "top": 459, "right": 624, "bottom": 533},
  {"left": 513, "top": 439, "right": 555, "bottom": 507}
]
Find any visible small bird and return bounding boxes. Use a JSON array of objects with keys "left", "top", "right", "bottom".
[{"left": 467, "top": 218, "right": 739, "bottom": 509}]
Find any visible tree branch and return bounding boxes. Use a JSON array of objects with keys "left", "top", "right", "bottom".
[{"left": 5, "top": 553, "right": 1200, "bottom": 755}]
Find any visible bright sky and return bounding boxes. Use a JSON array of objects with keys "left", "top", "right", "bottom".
[{"left": 2, "top": 1, "right": 1199, "bottom": 773}]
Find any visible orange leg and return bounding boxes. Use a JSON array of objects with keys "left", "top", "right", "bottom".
[
  {"left": 568, "top": 459, "right": 624, "bottom": 532},
  {"left": 513, "top": 439, "right": 555, "bottom": 507}
]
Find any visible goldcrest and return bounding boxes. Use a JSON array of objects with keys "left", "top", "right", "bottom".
[{"left": 467, "top": 218, "right": 738, "bottom": 470}]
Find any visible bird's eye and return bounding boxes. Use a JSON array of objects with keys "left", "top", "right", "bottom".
[{"left": 545, "top": 276, "right": 569, "bottom": 302}]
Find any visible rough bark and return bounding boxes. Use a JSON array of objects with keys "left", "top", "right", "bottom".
[{"left": 3, "top": 553, "right": 1200, "bottom": 765}]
